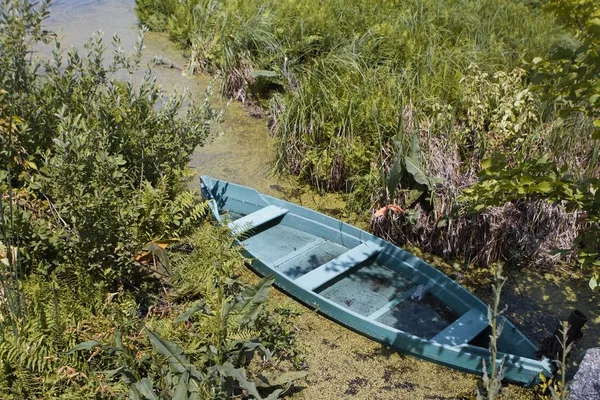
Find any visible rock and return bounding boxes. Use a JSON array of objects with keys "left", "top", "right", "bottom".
[{"left": 569, "top": 348, "right": 600, "bottom": 400}]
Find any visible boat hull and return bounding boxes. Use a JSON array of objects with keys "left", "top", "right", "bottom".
[{"left": 200, "top": 176, "right": 553, "bottom": 386}]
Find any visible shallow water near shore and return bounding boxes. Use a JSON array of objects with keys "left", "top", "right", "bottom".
[
  {"left": 41, "top": 2, "right": 599, "bottom": 399},
  {"left": 42, "top": 0, "right": 298, "bottom": 198}
]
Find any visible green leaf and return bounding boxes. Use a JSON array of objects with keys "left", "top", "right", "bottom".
[
  {"left": 129, "top": 386, "right": 142, "bottom": 400},
  {"left": 217, "top": 363, "right": 273, "bottom": 400},
  {"left": 519, "top": 175, "right": 535, "bottom": 185},
  {"left": 589, "top": 276, "right": 598, "bottom": 290},
  {"left": 406, "top": 189, "right": 424, "bottom": 207},
  {"left": 102, "top": 366, "right": 125, "bottom": 379},
  {"left": 146, "top": 329, "right": 189, "bottom": 374},
  {"left": 120, "top": 368, "right": 139, "bottom": 385},
  {"left": 234, "top": 276, "right": 274, "bottom": 325},
  {"left": 142, "top": 243, "right": 172, "bottom": 276},
  {"left": 66, "top": 340, "right": 102, "bottom": 354},
  {"left": 173, "top": 371, "right": 189, "bottom": 400},
  {"left": 409, "top": 134, "right": 422, "bottom": 166},
  {"left": 536, "top": 154, "right": 550, "bottom": 165},
  {"left": 134, "top": 378, "right": 159, "bottom": 400},
  {"left": 405, "top": 156, "right": 431, "bottom": 190},
  {"left": 481, "top": 157, "right": 492, "bottom": 170},
  {"left": 174, "top": 300, "right": 208, "bottom": 323},
  {"left": 474, "top": 204, "right": 486, "bottom": 212},
  {"left": 536, "top": 181, "right": 553, "bottom": 193},
  {"left": 386, "top": 152, "right": 404, "bottom": 199}
]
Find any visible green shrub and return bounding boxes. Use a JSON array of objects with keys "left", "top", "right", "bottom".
[
  {"left": 460, "top": 0, "right": 600, "bottom": 287},
  {"left": 1, "top": 2, "right": 303, "bottom": 397},
  {"left": 1, "top": 3, "right": 214, "bottom": 285}
]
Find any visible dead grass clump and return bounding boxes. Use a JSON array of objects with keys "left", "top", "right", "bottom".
[{"left": 372, "top": 135, "right": 586, "bottom": 269}]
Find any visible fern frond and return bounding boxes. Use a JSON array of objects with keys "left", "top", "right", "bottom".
[{"left": 228, "top": 327, "right": 260, "bottom": 342}]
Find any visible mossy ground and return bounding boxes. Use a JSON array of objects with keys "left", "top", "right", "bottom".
[{"left": 143, "top": 31, "right": 599, "bottom": 400}]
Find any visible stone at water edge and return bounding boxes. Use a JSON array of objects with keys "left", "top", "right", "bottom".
[{"left": 568, "top": 348, "right": 600, "bottom": 400}]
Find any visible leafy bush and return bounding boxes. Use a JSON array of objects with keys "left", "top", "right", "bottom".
[
  {"left": 0, "top": 1, "right": 303, "bottom": 398},
  {"left": 461, "top": 0, "right": 600, "bottom": 288},
  {"left": 1, "top": 0, "right": 214, "bottom": 285}
]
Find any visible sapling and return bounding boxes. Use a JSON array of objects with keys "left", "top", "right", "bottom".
[
  {"left": 549, "top": 321, "right": 572, "bottom": 400},
  {"left": 477, "top": 264, "right": 507, "bottom": 400}
]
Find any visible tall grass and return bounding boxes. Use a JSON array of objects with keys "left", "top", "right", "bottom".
[
  {"left": 137, "top": 0, "right": 595, "bottom": 269},
  {"left": 137, "top": 0, "right": 567, "bottom": 189}
]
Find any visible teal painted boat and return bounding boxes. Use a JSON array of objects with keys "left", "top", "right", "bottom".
[{"left": 200, "top": 176, "right": 553, "bottom": 386}]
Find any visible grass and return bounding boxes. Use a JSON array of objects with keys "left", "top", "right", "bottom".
[{"left": 137, "top": 0, "right": 597, "bottom": 272}]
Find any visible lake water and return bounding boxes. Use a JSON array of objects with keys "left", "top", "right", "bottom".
[
  {"left": 41, "top": 0, "right": 283, "bottom": 197},
  {"left": 45, "top": 0, "right": 139, "bottom": 49}
]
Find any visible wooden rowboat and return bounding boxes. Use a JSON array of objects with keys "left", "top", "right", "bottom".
[{"left": 200, "top": 176, "right": 553, "bottom": 386}]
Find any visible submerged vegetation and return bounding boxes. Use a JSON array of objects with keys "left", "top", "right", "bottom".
[
  {"left": 0, "top": 1, "right": 302, "bottom": 397},
  {"left": 136, "top": 0, "right": 599, "bottom": 281}
]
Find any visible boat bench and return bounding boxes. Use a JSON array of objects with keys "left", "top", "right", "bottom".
[
  {"left": 432, "top": 308, "right": 488, "bottom": 346},
  {"left": 228, "top": 205, "right": 288, "bottom": 236},
  {"left": 296, "top": 240, "right": 384, "bottom": 291}
]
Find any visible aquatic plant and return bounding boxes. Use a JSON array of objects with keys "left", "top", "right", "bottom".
[{"left": 477, "top": 264, "right": 506, "bottom": 400}]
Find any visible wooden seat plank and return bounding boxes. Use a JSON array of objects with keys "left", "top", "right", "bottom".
[
  {"left": 295, "top": 241, "right": 384, "bottom": 291},
  {"left": 432, "top": 308, "right": 488, "bottom": 346},
  {"left": 228, "top": 205, "right": 288, "bottom": 236}
]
